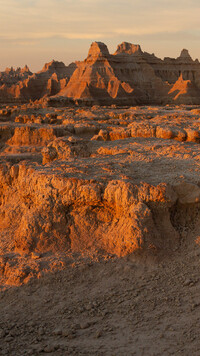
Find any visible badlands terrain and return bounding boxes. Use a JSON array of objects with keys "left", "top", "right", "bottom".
[
  {"left": 0, "top": 101, "right": 200, "bottom": 355},
  {"left": 1, "top": 36, "right": 200, "bottom": 356},
  {"left": 1, "top": 41, "right": 200, "bottom": 105}
]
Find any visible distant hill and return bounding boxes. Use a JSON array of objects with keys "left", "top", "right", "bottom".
[{"left": 1, "top": 42, "right": 200, "bottom": 105}]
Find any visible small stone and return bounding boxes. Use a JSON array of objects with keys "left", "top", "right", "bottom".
[
  {"left": 191, "top": 303, "right": 199, "bottom": 310},
  {"left": 68, "top": 333, "right": 76, "bottom": 339},
  {"left": 183, "top": 279, "right": 192, "bottom": 287},
  {"left": 62, "top": 329, "right": 71, "bottom": 337},
  {"left": 86, "top": 304, "right": 92, "bottom": 311},
  {"left": 33, "top": 344, "right": 44, "bottom": 352},
  {"left": 101, "top": 311, "right": 108, "bottom": 317},
  {"left": 95, "top": 330, "right": 102, "bottom": 338},
  {"left": 43, "top": 345, "right": 56, "bottom": 353},
  {"left": 52, "top": 328, "right": 62, "bottom": 336},
  {"left": 79, "top": 322, "right": 90, "bottom": 329}
]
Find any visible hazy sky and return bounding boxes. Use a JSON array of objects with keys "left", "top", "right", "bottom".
[{"left": 1, "top": 0, "right": 200, "bottom": 72}]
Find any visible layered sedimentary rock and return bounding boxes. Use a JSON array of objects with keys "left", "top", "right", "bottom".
[
  {"left": 57, "top": 42, "right": 200, "bottom": 105},
  {"left": 0, "top": 104, "right": 200, "bottom": 286},
  {"left": 0, "top": 61, "right": 77, "bottom": 103},
  {"left": 58, "top": 42, "right": 160, "bottom": 105},
  {"left": 1, "top": 42, "right": 200, "bottom": 104}
]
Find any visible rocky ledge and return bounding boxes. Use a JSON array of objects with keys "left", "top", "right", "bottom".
[{"left": 0, "top": 103, "right": 200, "bottom": 286}]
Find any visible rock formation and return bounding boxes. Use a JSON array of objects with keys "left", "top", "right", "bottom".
[
  {"left": 0, "top": 60, "right": 77, "bottom": 103},
  {"left": 0, "top": 101, "right": 200, "bottom": 325},
  {"left": 1, "top": 41, "right": 200, "bottom": 104},
  {"left": 0, "top": 65, "right": 32, "bottom": 86},
  {"left": 57, "top": 41, "right": 200, "bottom": 105},
  {"left": 1, "top": 104, "right": 200, "bottom": 284},
  {"left": 0, "top": 42, "right": 198, "bottom": 105}
]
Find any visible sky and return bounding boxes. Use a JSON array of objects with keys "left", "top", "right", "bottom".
[{"left": 1, "top": 0, "right": 200, "bottom": 72}]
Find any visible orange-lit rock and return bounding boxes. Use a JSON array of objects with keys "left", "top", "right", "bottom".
[
  {"left": 1, "top": 42, "right": 200, "bottom": 105},
  {"left": 56, "top": 42, "right": 200, "bottom": 105},
  {"left": 0, "top": 60, "right": 77, "bottom": 102},
  {"left": 0, "top": 104, "right": 200, "bottom": 287}
]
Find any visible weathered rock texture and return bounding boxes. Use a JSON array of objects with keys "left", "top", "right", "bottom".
[
  {"left": 0, "top": 162, "right": 179, "bottom": 256},
  {"left": 0, "top": 61, "right": 77, "bottom": 103},
  {"left": 58, "top": 42, "right": 200, "bottom": 105},
  {"left": 0, "top": 104, "right": 200, "bottom": 286},
  {"left": 1, "top": 42, "right": 200, "bottom": 104}
]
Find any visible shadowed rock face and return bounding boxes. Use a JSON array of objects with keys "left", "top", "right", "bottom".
[
  {"left": 0, "top": 66, "right": 32, "bottom": 87},
  {"left": 0, "top": 61, "right": 77, "bottom": 102},
  {"left": 56, "top": 42, "right": 200, "bottom": 105},
  {"left": 114, "top": 42, "right": 142, "bottom": 55},
  {"left": 1, "top": 41, "right": 200, "bottom": 105},
  {"left": 179, "top": 49, "right": 193, "bottom": 61}
]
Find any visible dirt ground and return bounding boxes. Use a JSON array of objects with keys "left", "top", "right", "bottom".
[{"left": 1, "top": 231, "right": 200, "bottom": 356}]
